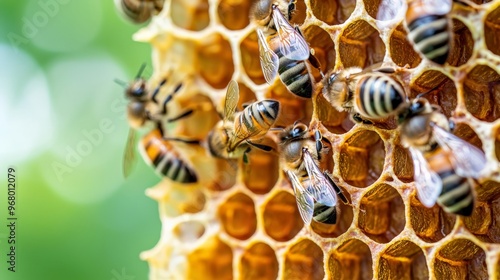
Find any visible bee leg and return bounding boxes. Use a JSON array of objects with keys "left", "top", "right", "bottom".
[
  {"left": 314, "top": 130, "right": 323, "bottom": 161},
  {"left": 247, "top": 141, "right": 273, "bottom": 152},
  {"left": 324, "top": 171, "right": 349, "bottom": 204},
  {"left": 163, "top": 137, "right": 199, "bottom": 145},
  {"left": 151, "top": 78, "right": 167, "bottom": 104},
  {"left": 448, "top": 119, "right": 456, "bottom": 132},
  {"left": 159, "top": 82, "right": 184, "bottom": 114},
  {"left": 167, "top": 109, "right": 194, "bottom": 123},
  {"left": 243, "top": 147, "right": 252, "bottom": 164},
  {"left": 352, "top": 113, "right": 373, "bottom": 125}
]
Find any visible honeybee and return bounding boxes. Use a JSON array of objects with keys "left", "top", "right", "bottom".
[
  {"left": 252, "top": 0, "right": 321, "bottom": 98},
  {"left": 322, "top": 67, "right": 408, "bottom": 123},
  {"left": 378, "top": 0, "right": 452, "bottom": 65},
  {"left": 114, "top": 0, "right": 164, "bottom": 23},
  {"left": 139, "top": 129, "right": 198, "bottom": 183},
  {"left": 117, "top": 64, "right": 194, "bottom": 178},
  {"left": 398, "top": 97, "right": 486, "bottom": 216},
  {"left": 279, "top": 122, "right": 348, "bottom": 225},
  {"left": 207, "top": 80, "right": 280, "bottom": 163}
]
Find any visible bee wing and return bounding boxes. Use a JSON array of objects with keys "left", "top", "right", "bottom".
[
  {"left": 286, "top": 170, "right": 314, "bottom": 225},
  {"left": 302, "top": 149, "right": 337, "bottom": 207},
  {"left": 271, "top": 8, "right": 309, "bottom": 61},
  {"left": 257, "top": 29, "right": 279, "bottom": 84},
  {"left": 421, "top": 0, "right": 452, "bottom": 15},
  {"left": 431, "top": 124, "right": 486, "bottom": 178},
  {"left": 224, "top": 80, "right": 239, "bottom": 122},
  {"left": 123, "top": 128, "right": 138, "bottom": 178},
  {"left": 409, "top": 147, "right": 442, "bottom": 208},
  {"left": 376, "top": 0, "right": 406, "bottom": 21}
]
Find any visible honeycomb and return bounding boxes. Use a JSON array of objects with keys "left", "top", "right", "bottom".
[{"left": 119, "top": 0, "right": 500, "bottom": 279}]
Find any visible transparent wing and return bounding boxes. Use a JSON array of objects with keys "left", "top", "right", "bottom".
[
  {"left": 286, "top": 170, "right": 314, "bottom": 225},
  {"left": 123, "top": 128, "right": 138, "bottom": 178},
  {"left": 421, "top": 0, "right": 452, "bottom": 15},
  {"left": 257, "top": 29, "right": 279, "bottom": 84},
  {"left": 302, "top": 149, "right": 337, "bottom": 207},
  {"left": 223, "top": 80, "right": 239, "bottom": 122},
  {"left": 409, "top": 147, "right": 442, "bottom": 208},
  {"left": 376, "top": 0, "right": 406, "bottom": 21},
  {"left": 431, "top": 124, "right": 486, "bottom": 178},
  {"left": 272, "top": 8, "right": 309, "bottom": 61}
]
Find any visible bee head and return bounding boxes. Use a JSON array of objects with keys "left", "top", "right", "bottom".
[
  {"left": 126, "top": 79, "right": 148, "bottom": 101},
  {"left": 280, "top": 122, "right": 308, "bottom": 143}
]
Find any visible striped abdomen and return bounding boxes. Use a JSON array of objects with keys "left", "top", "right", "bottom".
[
  {"left": 140, "top": 130, "right": 197, "bottom": 183},
  {"left": 407, "top": 14, "right": 450, "bottom": 65},
  {"left": 116, "top": 0, "right": 164, "bottom": 23},
  {"left": 313, "top": 202, "right": 337, "bottom": 224},
  {"left": 427, "top": 148, "right": 474, "bottom": 216},
  {"left": 234, "top": 100, "right": 280, "bottom": 142},
  {"left": 270, "top": 37, "right": 313, "bottom": 98},
  {"left": 354, "top": 73, "right": 405, "bottom": 119}
]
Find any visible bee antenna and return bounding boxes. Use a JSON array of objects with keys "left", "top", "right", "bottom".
[
  {"left": 135, "top": 63, "right": 147, "bottom": 79},
  {"left": 114, "top": 78, "right": 128, "bottom": 88}
]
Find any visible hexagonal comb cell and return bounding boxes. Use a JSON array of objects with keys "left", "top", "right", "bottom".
[
  {"left": 243, "top": 149, "right": 279, "bottom": 195},
  {"left": 170, "top": 0, "right": 209, "bottom": 31},
  {"left": 485, "top": 5, "right": 500, "bottom": 56},
  {"left": 173, "top": 220, "right": 205, "bottom": 243},
  {"left": 339, "top": 20, "right": 385, "bottom": 68},
  {"left": 378, "top": 240, "right": 428, "bottom": 279},
  {"left": 218, "top": 0, "right": 251, "bottom": 30},
  {"left": 265, "top": 83, "right": 312, "bottom": 127},
  {"left": 358, "top": 184, "right": 405, "bottom": 243},
  {"left": 328, "top": 239, "right": 373, "bottom": 279},
  {"left": 197, "top": 33, "right": 234, "bottom": 89},
  {"left": 452, "top": 123, "right": 483, "bottom": 150},
  {"left": 339, "top": 130, "right": 385, "bottom": 188},
  {"left": 463, "top": 64, "right": 500, "bottom": 122},
  {"left": 289, "top": 0, "right": 307, "bottom": 25},
  {"left": 316, "top": 94, "right": 350, "bottom": 134},
  {"left": 235, "top": 82, "right": 257, "bottom": 111},
  {"left": 302, "top": 25, "right": 336, "bottom": 78},
  {"left": 240, "top": 242, "right": 279, "bottom": 280},
  {"left": 310, "top": 0, "right": 340, "bottom": 25},
  {"left": 283, "top": 239, "right": 324, "bottom": 279},
  {"left": 393, "top": 145, "right": 414, "bottom": 183},
  {"left": 263, "top": 190, "right": 304, "bottom": 242},
  {"left": 218, "top": 192, "right": 257, "bottom": 240},
  {"left": 463, "top": 183, "right": 500, "bottom": 243},
  {"left": 154, "top": 185, "right": 206, "bottom": 217},
  {"left": 409, "top": 194, "right": 455, "bottom": 243},
  {"left": 240, "top": 31, "right": 266, "bottom": 85},
  {"left": 447, "top": 19, "right": 473, "bottom": 67},
  {"left": 433, "top": 239, "right": 488, "bottom": 279},
  {"left": 389, "top": 25, "right": 422, "bottom": 68},
  {"left": 186, "top": 236, "right": 233, "bottom": 280},
  {"left": 410, "top": 70, "right": 457, "bottom": 118}
]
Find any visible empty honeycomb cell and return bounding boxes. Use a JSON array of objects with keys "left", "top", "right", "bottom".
[
  {"left": 243, "top": 148, "right": 279, "bottom": 195},
  {"left": 235, "top": 82, "right": 257, "bottom": 110},
  {"left": 310, "top": 0, "right": 340, "bottom": 25},
  {"left": 358, "top": 184, "right": 405, "bottom": 243},
  {"left": 217, "top": 0, "right": 251, "bottom": 31},
  {"left": 206, "top": 159, "right": 238, "bottom": 191},
  {"left": 170, "top": 0, "right": 209, "bottom": 31},
  {"left": 310, "top": 186, "right": 353, "bottom": 238},
  {"left": 452, "top": 123, "right": 483, "bottom": 150},
  {"left": 463, "top": 64, "right": 500, "bottom": 122},
  {"left": 485, "top": 5, "right": 500, "bottom": 56},
  {"left": 328, "top": 239, "right": 373, "bottom": 279},
  {"left": 173, "top": 93, "right": 220, "bottom": 140},
  {"left": 389, "top": 25, "right": 422, "bottom": 68},
  {"left": 157, "top": 186, "right": 206, "bottom": 217},
  {"left": 339, "top": 20, "right": 385, "bottom": 68},
  {"left": 410, "top": 70, "right": 457, "bottom": 118},
  {"left": 187, "top": 236, "right": 233, "bottom": 280},
  {"left": 240, "top": 31, "right": 266, "bottom": 85},
  {"left": 316, "top": 94, "right": 350, "bottom": 134},
  {"left": 284, "top": 239, "right": 324, "bottom": 280},
  {"left": 363, "top": 0, "right": 382, "bottom": 20},
  {"left": 218, "top": 192, "right": 257, "bottom": 240},
  {"left": 266, "top": 83, "right": 312, "bottom": 127},
  {"left": 289, "top": 0, "right": 307, "bottom": 25},
  {"left": 302, "top": 25, "right": 336, "bottom": 78},
  {"left": 393, "top": 145, "right": 414, "bottom": 183},
  {"left": 339, "top": 130, "right": 385, "bottom": 188},
  {"left": 197, "top": 33, "right": 234, "bottom": 89},
  {"left": 240, "top": 242, "right": 279, "bottom": 280},
  {"left": 409, "top": 194, "right": 455, "bottom": 243},
  {"left": 463, "top": 185, "right": 500, "bottom": 243},
  {"left": 433, "top": 239, "right": 488, "bottom": 280},
  {"left": 378, "top": 240, "right": 428, "bottom": 280},
  {"left": 476, "top": 180, "right": 500, "bottom": 202},
  {"left": 263, "top": 190, "right": 304, "bottom": 242},
  {"left": 447, "top": 19, "right": 473, "bottom": 67},
  {"left": 173, "top": 220, "right": 205, "bottom": 243}
]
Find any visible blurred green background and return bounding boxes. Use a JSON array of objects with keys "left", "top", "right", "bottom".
[{"left": 0, "top": 1, "right": 162, "bottom": 279}]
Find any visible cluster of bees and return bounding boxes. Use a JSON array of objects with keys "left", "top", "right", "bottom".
[{"left": 115, "top": 0, "right": 487, "bottom": 227}]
